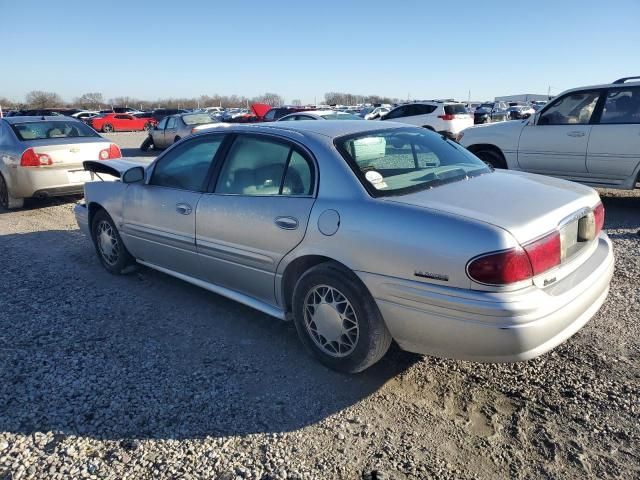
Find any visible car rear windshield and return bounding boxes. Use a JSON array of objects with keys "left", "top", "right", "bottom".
[
  {"left": 182, "top": 114, "right": 215, "bottom": 125},
  {"left": 10, "top": 121, "right": 101, "bottom": 141},
  {"left": 444, "top": 104, "right": 468, "bottom": 115},
  {"left": 319, "top": 113, "right": 361, "bottom": 120},
  {"left": 335, "top": 128, "right": 490, "bottom": 197}
]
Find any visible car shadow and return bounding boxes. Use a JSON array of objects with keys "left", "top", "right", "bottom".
[
  {"left": 0, "top": 195, "right": 82, "bottom": 214},
  {"left": 600, "top": 194, "right": 640, "bottom": 230},
  {"left": 0, "top": 229, "right": 420, "bottom": 441}
]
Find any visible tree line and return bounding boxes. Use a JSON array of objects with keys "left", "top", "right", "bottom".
[{"left": 0, "top": 90, "right": 399, "bottom": 111}]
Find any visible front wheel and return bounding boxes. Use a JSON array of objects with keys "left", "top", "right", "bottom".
[
  {"left": 102, "top": 124, "right": 114, "bottom": 133},
  {"left": 140, "top": 136, "right": 153, "bottom": 151},
  {"left": 292, "top": 263, "right": 392, "bottom": 373},
  {"left": 474, "top": 148, "right": 506, "bottom": 169},
  {"left": 91, "top": 210, "right": 135, "bottom": 274}
]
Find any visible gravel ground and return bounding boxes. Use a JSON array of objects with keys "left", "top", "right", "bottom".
[{"left": 0, "top": 132, "right": 638, "bottom": 479}]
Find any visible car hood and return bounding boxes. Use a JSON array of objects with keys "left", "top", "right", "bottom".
[{"left": 383, "top": 170, "right": 600, "bottom": 244}]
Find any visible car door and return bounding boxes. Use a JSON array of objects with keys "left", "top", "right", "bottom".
[
  {"left": 151, "top": 117, "right": 169, "bottom": 147},
  {"left": 165, "top": 116, "right": 178, "bottom": 144},
  {"left": 587, "top": 86, "right": 640, "bottom": 185},
  {"left": 120, "top": 134, "right": 226, "bottom": 276},
  {"left": 517, "top": 90, "right": 601, "bottom": 176},
  {"left": 196, "top": 133, "right": 316, "bottom": 304}
]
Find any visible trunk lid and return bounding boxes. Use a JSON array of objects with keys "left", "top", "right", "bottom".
[
  {"left": 384, "top": 169, "right": 600, "bottom": 244},
  {"left": 24, "top": 137, "right": 112, "bottom": 168}
]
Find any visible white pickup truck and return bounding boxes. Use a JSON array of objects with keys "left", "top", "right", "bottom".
[{"left": 460, "top": 77, "right": 640, "bottom": 190}]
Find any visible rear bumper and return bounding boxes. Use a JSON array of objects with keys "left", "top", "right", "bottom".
[
  {"left": 74, "top": 202, "right": 91, "bottom": 237},
  {"left": 11, "top": 166, "right": 88, "bottom": 199},
  {"left": 358, "top": 234, "right": 614, "bottom": 362}
]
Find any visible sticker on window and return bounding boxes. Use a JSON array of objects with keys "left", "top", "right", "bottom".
[{"left": 365, "top": 170, "right": 388, "bottom": 189}]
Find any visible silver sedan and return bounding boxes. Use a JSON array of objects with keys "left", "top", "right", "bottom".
[
  {"left": 0, "top": 116, "right": 121, "bottom": 209},
  {"left": 141, "top": 113, "right": 220, "bottom": 150},
  {"left": 75, "top": 121, "right": 613, "bottom": 372}
]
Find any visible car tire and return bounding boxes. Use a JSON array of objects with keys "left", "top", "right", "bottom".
[
  {"left": 474, "top": 148, "right": 506, "bottom": 169},
  {"left": 140, "top": 136, "right": 153, "bottom": 151},
  {"left": 102, "top": 124, "right": 114, "bottom": 133},
  {"left": 292, "top": 262, "right": 392, "bottom": 373},
  {"left": 0, "top": 174, "right": 24, "bottom": 210},
  {"left": 174, "top": 136, "right": 181, "bottom": 143},
  {"left": 91, "top": 209, "right": 136, "bottom": 274}
]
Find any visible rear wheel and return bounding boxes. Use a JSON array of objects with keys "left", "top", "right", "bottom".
[
  {"left": 174, "top": 136, "right": 181, "bottom": 143},
  {"left": 140, "top": 136, "right": 153, "bottom": 151},
  {"left": 292, "top": 263, "right": 392, "bottom": 373},
  {"left": 0, "top": 174, "right": 24, "bottom": 210},
  {"left": 102, "top": 124, "right": 114, "bottom": 133},
  {"left": 474, "top": 148, "right": 506, "bottom": 169},
  {"left": 91, "top": 210, "right": 135, "bottom": 274}
]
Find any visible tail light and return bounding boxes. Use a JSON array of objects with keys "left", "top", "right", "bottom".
[
  {"left": 593, "top": 202, "right": 605, "bottom": 236},
  {"left": 20, "top": 148, "right": 52, "bottom": 167},
  {"left": 468, "top": 231, "right": 561, "bottom": 285},
  {"left": 438, "top": 114, "right": 456, "bottom": 121},
  {"left": 98, "top": 143, "right": 122, "bottom": 160}
]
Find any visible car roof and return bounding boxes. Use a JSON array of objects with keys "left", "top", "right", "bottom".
[
  {"left": 3, "top": 116, "right": 83, "bottom": 124},
  {"left": 219, "top": 120, "right": 407, "bottom": 139},
  {"left": 556, "top": 79, "right": 640, "bottom": 97}
]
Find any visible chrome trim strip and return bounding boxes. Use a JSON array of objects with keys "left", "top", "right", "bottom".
[
  {"left": 137, "top": 260, "right": 285, "bottom": 320},
  {"left": 197, "top": 238, "right": 275, "bottom": 265}
]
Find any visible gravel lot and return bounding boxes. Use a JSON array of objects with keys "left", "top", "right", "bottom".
[{"left": 1, "top": 132, "right": 638, "bottom": 479}]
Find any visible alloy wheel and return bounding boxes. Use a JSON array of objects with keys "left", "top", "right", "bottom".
[
  {"left": 303, "top": 285, "right": 359, "bottom": 357},
  {"left": 96, "top": 220, "right": 119, "bottom": 266}
]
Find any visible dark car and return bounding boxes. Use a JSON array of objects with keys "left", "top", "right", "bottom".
[
  {"left": 260, "top": 106, "right": 313, "bottom": 122},
  {"left": 148, "top": 108, "right": 189, "bottom": 122},
  {"left": 14, "top": 108, "right": 80, "bottom": 117},
  {"left": 473, "top": 102, "right": 510, "bottom": 124}
]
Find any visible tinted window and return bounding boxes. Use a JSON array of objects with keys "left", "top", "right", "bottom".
[
  {"left": 444, "top": 104, "right": 467, "bottom": 115},
  {"left": 412, "top": 104, "right": 437, "bottom": 115},
  {"left": 166, "top": 117, "right": 177, "bottom": 129},
  {"left": 114, "top": 115, "right": 130, "bottom": 120},
  {"left": 156, "top": 118, "right": 168, "bottom": 129},
  {"left": 264, "top": 110, "right": 277, "bottom": 121},
  {"left": 216, "top": 136, "right": 313, "bottom": 196},
  {"left": 336, "top": 128, "right": 489, "bottom": 197},
  {"left": 600, "top": 88, "right": 640, "bottom": 124},
  {"left": 384, "top": 106, "right": 407, "bottom": 120},
  {"left": 150, "top": 136, "right": 223, "bottom": 191},
  {"left": 539, "top": 92, "right": 600, "bottom": 125},
  {"left": 10, "top": 121, "right": 100, "bottom": 141}
]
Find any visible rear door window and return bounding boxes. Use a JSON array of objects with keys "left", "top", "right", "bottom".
[
  {"left": 444, "top": 104, "right": 468, "bottom": 115},
  {"left": 599, "top": 88, "right": 640, "bottom": 124}
]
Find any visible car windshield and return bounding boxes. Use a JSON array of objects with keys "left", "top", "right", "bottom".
[
  {"left": 320, "top": 112, "right": 361, "bottom": 120},
  {"left": 11, "top": 121, "right": 101, "bottom": 141},
  {"left": 335, "top": 128, "right": 490, "bottom": 197},
  {"left": 182, "top": 113, "right": 215, "bottom": 125}
]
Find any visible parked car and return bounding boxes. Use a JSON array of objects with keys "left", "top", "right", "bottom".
[
  {"left": 0, "top": 116, "right": 121, "bottom": 209},
  {"left": 71, "top": 110, "right": 100, "bottom": 120},
  {"left": 459, "top": 76, "right": 640, "bottom": 190},
  {"left": 12, "top": 108, "right": 79, "bottom": 117},
  {"left": 259, "top": 106, "right": 313, "bottom": 122},
  {"left": 365, "top": 107, "right": 391, "bottom": 120},
  {"left": 380, "top": 102, "right": 473, "bottom": 139},
  {"left": 75, "top": 121, "right": 612, "bottom": 373},
  {"left": 87, "top": 113, "right": 156, "bottom": 133},
  {"left": 507, "top": 105, "right": 536, "bottom": 120},
  {"left": 278, "top": 110, "right": 362, "bottom": 121},
  {"left": 473, "top": 102, "right": 510, "bottom": 124},
  {"left": 141, "top": 113, "right": 221, "bottom": 150}
]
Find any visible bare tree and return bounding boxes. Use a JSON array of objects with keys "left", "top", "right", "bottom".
[
  {"left": 0, "top": 97, "right": 19, "bottom": 110},
  {"left": 253, "top": 92, "right": 284, "bottom": 107},
  {"left": 25, "top": 91, "right": 64, "bottom": 108},
  {"left": 291, "top": 99, "right": 302, "bottom": 106},
  {"left": 75, "top": 92, "right": 104, "bottom": 110}
]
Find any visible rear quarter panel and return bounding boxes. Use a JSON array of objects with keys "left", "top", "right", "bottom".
[{"left": 84, "top": 180, "right": 128, "bottom": 232}]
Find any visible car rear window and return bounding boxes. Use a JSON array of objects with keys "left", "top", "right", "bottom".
[
  {"left": 444, "top": 104, "right": 468, "bottom": 115},
  {"left": 335, "top": 127, "right": 489, "bottom": 197},
  {"left": 10, "top": 121, "right": 101, "bottom": 141},
  {"left": 182, "top": 114, "right": 215, "bottom": 125},
  {"left": 319, "top": 113, "right": 361, "bottom": 120}
]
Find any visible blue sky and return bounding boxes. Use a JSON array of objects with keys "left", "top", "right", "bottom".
[{"left": 1, "top": 0, "right": 639, "bottom": 104}]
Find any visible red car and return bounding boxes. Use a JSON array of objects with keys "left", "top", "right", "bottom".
[{"left": 88, "top": 113, "right": 156, "bottom": 133}]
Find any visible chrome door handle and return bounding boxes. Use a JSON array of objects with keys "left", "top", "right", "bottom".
[
  {"left": 275, "top": 216, "right": 298, "bottom": 230},
  {"left": 567, "top": 131, "right": 585, "bottom": 137},
  {"left": 176, "top": 203, "right": 192, "bottom": 215}
]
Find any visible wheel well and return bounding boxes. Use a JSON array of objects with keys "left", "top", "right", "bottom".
[
  {"left": 87, "top": 202, "right": 105, "bottom": 235},
  {"left": 174, "top": 136, "right": 181, "bottom": 142},
  {"left": 281, "top": 255, "right": 350, "bottom": 315},
  {"left": 467, "top": 144, "right": 507, "bottom": 168}
]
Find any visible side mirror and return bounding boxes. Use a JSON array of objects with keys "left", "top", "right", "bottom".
[{"left": 122, "top": 166, "right": 145, "bottom": 184}]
